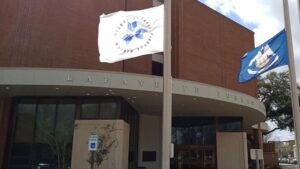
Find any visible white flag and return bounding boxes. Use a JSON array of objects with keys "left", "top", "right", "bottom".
[{"left": 98, "top": 5, "right": 164, "bottom": 63}]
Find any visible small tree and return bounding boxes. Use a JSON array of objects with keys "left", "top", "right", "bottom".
[
  {"left": 40, "top": 120, "right": 73, "bottom": 169},
  {"left": 87, "top": 124, "right": 118, "bottom": 169}
]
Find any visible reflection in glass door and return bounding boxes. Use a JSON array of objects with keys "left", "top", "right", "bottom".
[
  {"left": 172, "top": 117, "right": 216, "bottom": 169},
  {"left": 6, "top": 98, "right": 75, "bottom": 169},
  {"left": 176, "top": 145, "right": 216, "bottom": 169}
]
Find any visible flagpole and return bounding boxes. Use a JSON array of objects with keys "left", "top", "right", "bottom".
[
  {"left": 162, "top": 0, "right": 172, "bottom": 169},
  {"left": 283, "top": 0, "right": 300, "bottom": 162}
]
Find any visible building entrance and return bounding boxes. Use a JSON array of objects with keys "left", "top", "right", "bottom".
[
  {"left": 171, "top": 117, "right": 216, "bottom": 169},
  {"left": 171, "top": 117, "right": 243, "bottom": 169},
  {"left": 175, "top": 145, "right": 216, "bottom": 169}
]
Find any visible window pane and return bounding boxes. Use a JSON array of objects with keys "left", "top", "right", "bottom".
[
  {"left": 176, "top": 127, "right": 190, "bottom": 144},
  {"left": 55, "top": 99, "right": 76, "bottom": 168},
  {"left": 35, "top": 99, "right": 56, "bottom": 143},
  {"left": 193, "top": 127, "right": 203, "bottom": 144},
  {"left": 15, "top": 99, "right": 36, "bottom": 143},
  {"left": 56, "top": 99, "right": 75, "bottom": 140},
  {"left": 218, "top": 117, "right": 242, "bottom": 132},
  {"left": 203, "top": 124, "right": 216, "bottom": 144},
  {"left": 99, "top": 100, "right": 118, "bottom": 119},
  {"left": 81, "top": 99, "right": 99, "bottom": 119}
]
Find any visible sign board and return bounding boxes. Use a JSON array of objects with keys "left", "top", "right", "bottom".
[
  {"left": 170, "top": 143, "right": 174, "bottom": 158},
  {"left": 250, "top": 149, "right": 264, "bottom": 160},
  {"left": 88, "top": 134, "right": 98, "bottom": 151}
]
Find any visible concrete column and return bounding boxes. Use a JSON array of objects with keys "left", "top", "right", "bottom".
[{"left": 258, "top": 123, "right": 264, "bottom": 169}]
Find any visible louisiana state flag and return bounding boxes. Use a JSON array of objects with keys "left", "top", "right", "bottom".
[{"left": 238, "top": 30, "right": 289, "bottom": 83}]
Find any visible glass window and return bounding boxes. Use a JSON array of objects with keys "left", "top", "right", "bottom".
[
  {"left": 175, "top": 127, "right": 190, "bottom": 144},
  {"left": 15, "top": 99, "right": 36, "bottom": 143},
  {"left": 99, "top": 100, "right": 119, "bottom": 119},
  {"left": 172, "top": 117, "right": 216, "bottom": 145},
  {"left": 56, "top": 99, "right": 75, "bottom": 141},
  {"left": 80, "top": 99, "right": 99, "bottom": 119},
  {"left": 35, "top": 99, "right": 56, "bottom": 143},
  {"left": 218, "top": 117, "right": 242, "bottom": 132},
  {"left": 203, "top": 125, "right": 216, "bottom": 144},
  {"left": 193, "top": 127, "right": 203, "bottom": 144}
]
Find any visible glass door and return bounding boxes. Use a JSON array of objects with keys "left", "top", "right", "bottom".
[{"left": 175, "top": 145, "right": 216, "bottom": 169}]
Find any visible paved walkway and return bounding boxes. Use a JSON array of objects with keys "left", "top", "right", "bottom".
[{"left": 280, "top": 163, "right": 298, "bottom": 169}]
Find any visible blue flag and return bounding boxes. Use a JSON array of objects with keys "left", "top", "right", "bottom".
[{"left": 238, "top": 30, "right": 289, "bottom": 83}]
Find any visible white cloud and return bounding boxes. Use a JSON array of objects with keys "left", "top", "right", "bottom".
[{"left": 266, "top": 121, "right": 295, "bottom": 142}]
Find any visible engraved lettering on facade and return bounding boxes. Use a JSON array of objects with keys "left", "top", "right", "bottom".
[
  {"left": 122, "top": 79, "right": 127, "bottom": 86},
  {"left": 154, "top": 81, "right": 159, "bottom": 88},
  {"left": 182, "top": 85, "right": 187, "bottom": 93},
  {"left": 86, "top": 76, "right": 92, "bottom": 83},
  {"left": 226, "top": 93, "right": 230, "bottom": 98},
  {"left": 138, "top": 80, "right": 144, "bottom": 87},
  {"left": 104, "top": 77, "right": 109, "bottom": 84},
  {"left": 217, "top": 91, "right": 220, "bottom": 97},
  {"left": 194, "top": 88, "right": 199, "bottom": 94},
  {"left": 66, "top": 73, "right": 73, "bottom": 81},
  {"left": 234, "top": 95, "right": 237, "bottom": 101}
]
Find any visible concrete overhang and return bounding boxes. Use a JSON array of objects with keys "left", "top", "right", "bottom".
[{"left": 0, "top": 67, "right": 266, "bottom": 129}]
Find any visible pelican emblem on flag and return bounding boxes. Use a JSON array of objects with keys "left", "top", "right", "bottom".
[
  {"left": 238, "top": 30, "right": 288, "bottom": 83},
  {"left": 247, "top": 44, "right": 279, "bottom": 75}
]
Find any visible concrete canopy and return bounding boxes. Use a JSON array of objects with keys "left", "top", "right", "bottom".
[{"left": 0, "top": 67, "right": 265, "bottom": 129}]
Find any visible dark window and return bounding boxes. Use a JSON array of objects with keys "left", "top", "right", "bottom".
[
  {"left": 35, "top": 99, "right": 56, "bottom": 143},
  {"left": 7, "top": 98, "right": 76, "bottom": 169},
  {"left": 14, "top": 99, "right": 36, "bottom": 143},
  {"left": 172, "top": 117, "right": 215, "bottom": 145},
  {"left": 100, "top": 100, "right": 119, "bottom": 119},
  {"left": 80, "top": 99, "right": 99, "bottom": 119},
  {"left": 152, "top": 61, "right": 163, "bottom": 76},
  {"left": 172, "top": 117, "right": 217, "bottom": 169},
  {"left": 142, "top": 151, "right": 156, "bottom": 161},
  {"left": 218, "top": 117, "right": 242, "bottom": 132},
  {"left": 56, "top": 99, "right": 76, "bottom": 139}
]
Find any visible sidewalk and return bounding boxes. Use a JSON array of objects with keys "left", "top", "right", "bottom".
[{"left": 280, "top": 163, "right": 298, "bottom": 169}]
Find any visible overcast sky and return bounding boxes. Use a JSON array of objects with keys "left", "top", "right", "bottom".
[{"left": 198, "top": 0, "right": 300, "bottom": 141}]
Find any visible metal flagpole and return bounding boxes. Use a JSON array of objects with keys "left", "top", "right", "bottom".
[
  {"left": 298, "top": 0, "right": 300, "bottom": 24},
  {"left": 162, "top": 0, "right": 172, "bottom": 168},
  {"left": 283, "top": 0, "right": 300, "bottom": 163}
]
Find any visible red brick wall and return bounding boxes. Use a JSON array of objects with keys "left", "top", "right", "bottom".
[
  {"left": 0, "top": 0, "right": 152, "bottom": 74},
  {"left": 172, "top": 0, "right": 257, "bottom": 96},
  {"left": 0, "top": 0, "right": 257, "bottom": 96},
  {"left": 264, "top": 152, "right": 279, "bottom": 168}
]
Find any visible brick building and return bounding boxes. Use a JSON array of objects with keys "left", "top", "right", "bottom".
[{"left": 0, "top": 0, "right": 265, "bottom": 169}]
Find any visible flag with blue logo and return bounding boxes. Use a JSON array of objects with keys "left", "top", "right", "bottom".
[
  {"left": 238, "top": 30, "right": 288, "bottom": 83},
  {"left": 98, "top": 5, "right": 164, "bottom": 63}
]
